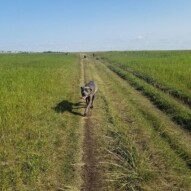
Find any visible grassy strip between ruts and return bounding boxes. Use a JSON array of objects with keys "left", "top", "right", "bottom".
[
  {"left": 99, "top": 91, "right": 145, "bottom": 191},
  {"left": 105, "top": 63, "right": 191, "bottom": 131}
]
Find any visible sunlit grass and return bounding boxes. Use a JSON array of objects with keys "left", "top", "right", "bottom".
[
  {"left": 0, "top": 53, "right": 82, "bottom": 190},
  {"left": 99, "top": 51, "right": 191, "bottom": 105}
]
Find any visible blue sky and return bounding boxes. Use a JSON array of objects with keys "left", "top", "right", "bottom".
[{"left": 0, "top": 0, "right": 191, "bottom": 52}]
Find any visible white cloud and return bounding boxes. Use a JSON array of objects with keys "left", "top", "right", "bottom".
[{"left": 134, "top": 35, "right": 144, "bottom": 41}]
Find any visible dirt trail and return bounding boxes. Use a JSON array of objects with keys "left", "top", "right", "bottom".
[
  {"left": 80, "top": 55, "right": 100, "bottom": 191},
  {"left": 81, "top": 118, "right": 99, "bottom": 191}
]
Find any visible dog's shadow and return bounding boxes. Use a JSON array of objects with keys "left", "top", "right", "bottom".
[{"left": 52, "top": 100, "right": 85, "bottom": 116}]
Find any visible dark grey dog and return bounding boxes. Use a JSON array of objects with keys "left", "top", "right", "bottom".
[{"left": 81, "top": 81, "right": 98, "bottom": 116}]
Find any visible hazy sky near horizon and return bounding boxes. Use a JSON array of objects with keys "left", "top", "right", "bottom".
[{"left": 0, "top": 0, "right": 191, "bottom": 52}]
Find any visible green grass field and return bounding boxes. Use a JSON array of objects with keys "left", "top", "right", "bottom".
[
  {"left": 98, "top": 51, "right": 191, "bottom": 130},
  {"left": 0, "top": 53, "right": 83, "bottom": 190},
  {"left": 99, "top": 51, "right": 191, "bottom": 106},
  {"left": 1, "top": 52, "right": 191, "bottom": 191}
]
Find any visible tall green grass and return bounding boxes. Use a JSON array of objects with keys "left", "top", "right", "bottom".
[
  {"left": 99, "top": 51, "right": 191, "bottom": 106},
  {"left": 0, "top": 53, "right": 82, "bottom": 190}
]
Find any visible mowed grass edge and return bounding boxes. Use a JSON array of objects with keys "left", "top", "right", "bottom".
[{"left": 106, "top": 64, "right": 191, "bottom": 130}]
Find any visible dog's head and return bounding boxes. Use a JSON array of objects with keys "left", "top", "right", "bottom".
[{"left": 81, "top": 86, "right": 92, "bottom": 99}]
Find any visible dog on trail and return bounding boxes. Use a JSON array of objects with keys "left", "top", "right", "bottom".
[{"left": 81, "top": 81, "right": 98, "bottom": 116}]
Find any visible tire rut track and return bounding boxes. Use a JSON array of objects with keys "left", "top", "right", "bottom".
[
  {"left": 80, "top": 55, "right": 100, "bottom": 191},
  {"left": 81, "top": 118, "right": 99, "bottom": 191}
]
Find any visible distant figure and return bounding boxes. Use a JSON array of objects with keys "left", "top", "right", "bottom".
[
  {"left": 93, "top": 53, "right": 95, "bottom": 57},
  {"left": 84, "top": 55, "right": 86, "bottom": 58}
]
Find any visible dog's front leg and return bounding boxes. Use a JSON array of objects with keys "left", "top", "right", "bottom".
[
  {"left": 90, "top": 95, "right": 95, "bottom": 109},
  {"left": 84, "top": 95, "right": 92, "bottom": 116},
  {"left": 86, "top": 97, "right": 90, "bottom": 105}
]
